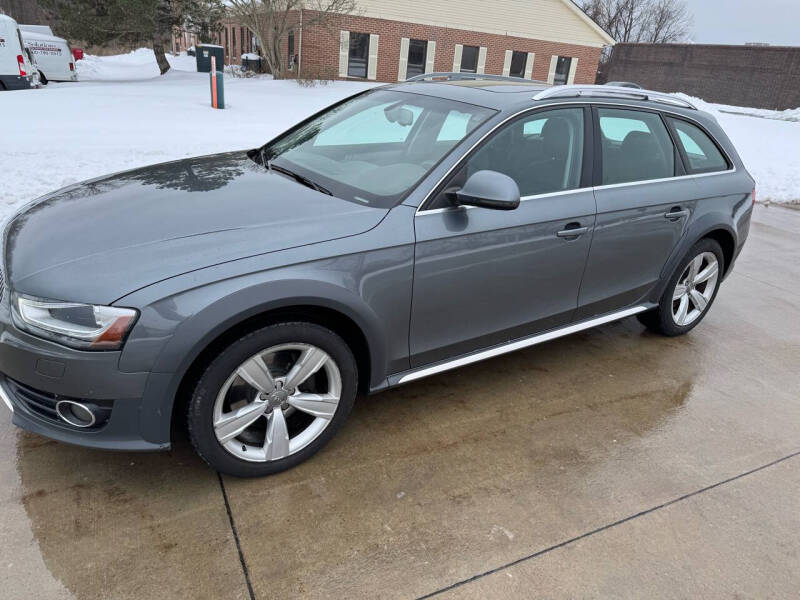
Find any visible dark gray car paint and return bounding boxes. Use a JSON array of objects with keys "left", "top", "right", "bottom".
[
  {"left": 411, "top": 189, "right": 596, "bottom": 366},
  {"left": 0, "top": 84, "right": 754, "bottom": 450},
  {"left": 5, "top": 152, "right": 388, "bottom": 305}
]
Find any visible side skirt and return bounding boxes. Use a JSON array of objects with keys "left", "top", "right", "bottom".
[{"left": 388, "top": 305, "right": 652, "bottom": 386}]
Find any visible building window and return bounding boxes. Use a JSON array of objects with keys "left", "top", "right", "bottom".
[
  {"left": 348, "top": 32, "right": 369, "bottom": 78},
  {"left": 460, "top": 45, "right": 479, "bottom": 73},
  {"left": 288, "top": 29, "right": 295, "bottom": 69},
  {"left": 406, "top": 39, "right": 427, "bottom": 78},
  {"left": 232, "top": 27, "right": 237, "bottom": 59},
  {"left": 509, "top": 51, "right": 526, "bottom": 78},
  {"left": 554, "top": 56, "right": 572, "bottom": 85},
  {"left": 224, "top": 28, "right": 229, "bottom": 58}
]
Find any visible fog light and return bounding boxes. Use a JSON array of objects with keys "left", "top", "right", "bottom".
[{"left": 55, "top": 400, "right": 96, "bottom": 428}]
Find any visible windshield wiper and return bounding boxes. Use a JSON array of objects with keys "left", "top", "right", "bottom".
[{"left": 269, "top": 164, "right": 332, "bottom": 196}]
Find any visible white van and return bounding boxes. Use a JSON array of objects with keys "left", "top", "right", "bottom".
[
  {"left": 0, "top": 14, "right": 34, "bottom": 90},
  {"left": 21, "top": 28, "right": 76, "bottom": 84}
]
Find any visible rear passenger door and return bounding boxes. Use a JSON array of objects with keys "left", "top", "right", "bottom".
[
  {"left": 410, "top": 106, "right": 596, "bottom": 367},
  {"left": 576, "top": 106, "right": 693, "bottom": 319}
]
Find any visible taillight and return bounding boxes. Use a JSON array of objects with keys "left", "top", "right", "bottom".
[
  {"left": 69, "top": 62, "right": 74, "bottom": 71},
  {"left": 752, "top": 187, "right": 756, "bottom": 207},
  {"left": 17, "top": 54, "right": 26, "bottom": 77}
]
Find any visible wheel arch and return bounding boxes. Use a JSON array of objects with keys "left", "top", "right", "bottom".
[
  {"left": 132, "top": 278, "right": 393, "bottom": 446},
  {"left": 652, "top": 217, "right": 738, "bottom": 304}
]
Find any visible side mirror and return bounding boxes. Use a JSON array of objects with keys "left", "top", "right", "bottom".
[{"left": 454, "top": 170, "right": 520, "bottom": 211}]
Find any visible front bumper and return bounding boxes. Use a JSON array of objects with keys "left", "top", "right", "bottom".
[{"left": 0, "top": 303, "right": 169, "bottom": 451}]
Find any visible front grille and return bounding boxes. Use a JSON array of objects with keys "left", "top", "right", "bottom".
[{"left": 6, "top": 378, "right": 113, "bottom": 428}]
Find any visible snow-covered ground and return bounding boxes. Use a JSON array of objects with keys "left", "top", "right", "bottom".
[{"left": 0, "top": 49, "right": 798, "bottom": 219}]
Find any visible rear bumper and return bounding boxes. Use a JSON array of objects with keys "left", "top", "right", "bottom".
[
  {"left": 0, "top": 74, "right": 33, "bottom": 91},
  {"left": 0, "top": 304, "right": 169, "bottom": 451}
]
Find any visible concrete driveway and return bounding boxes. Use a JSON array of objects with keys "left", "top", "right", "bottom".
[{"left": 2, "top": 205, "right": 799, "bottom": 600}]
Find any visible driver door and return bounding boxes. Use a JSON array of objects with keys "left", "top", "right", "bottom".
[{"left": 409, "top": 106, "right": 597, "bottom": 367}]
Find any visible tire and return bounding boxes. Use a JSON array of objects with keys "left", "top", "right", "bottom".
[
  {"left": 187, "top": 322, "right": 358, "bottom": 477},
  {"left": 39, "top": 73, "right": 48, "bottom": 85},
  {"left": 637, "top": 238, "right": 724, "bottom": 336}
]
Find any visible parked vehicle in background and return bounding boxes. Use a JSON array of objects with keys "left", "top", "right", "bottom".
[
  {"left": 0, "top": 14, "right": 33, "bottom": 90},
  {"left": 0, "top": 78, "right": 754, "bottom": 477},
  {"left": 21, "top": 29, "right": 76, "bottom": 84},
  {"left": 605, "top": 81, "right": 643, "bottom": 89},
  {"left": 71, "top": 47, "right": 83, "bottom": 61}
]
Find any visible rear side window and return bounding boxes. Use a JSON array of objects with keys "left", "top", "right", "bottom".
[
  {"left": 598, "top": 108, "right": 675, "bottom": 185},
  {"left": 669, "top": 118, "right": 729, "bottom": 173}
]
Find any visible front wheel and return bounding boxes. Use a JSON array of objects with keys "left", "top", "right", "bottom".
[
  {"left": 188, "top": 322, "right": 358, "bottom": 477},
  {"left": 637, "top": 238, "right": 724, "bottom": 336}
]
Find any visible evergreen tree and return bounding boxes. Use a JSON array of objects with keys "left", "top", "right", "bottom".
[{"left": 40, "top": 0, "right": 224, "bottom": 74}]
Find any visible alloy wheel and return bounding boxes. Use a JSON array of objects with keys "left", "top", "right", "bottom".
[
  {"left": 671, "top": 251, "right": 720, "bottom": 326},
  {"left": 212, "top": 343, "right": 342, "bottom": 462}
]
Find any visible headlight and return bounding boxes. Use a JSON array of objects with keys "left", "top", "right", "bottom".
[{"left": 12, "top": 294, "right": 138, "bottom": 350}]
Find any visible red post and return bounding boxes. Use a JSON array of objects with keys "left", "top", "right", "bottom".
[{"left": 211, "top": 56, "right": 218, "bottom": 109}]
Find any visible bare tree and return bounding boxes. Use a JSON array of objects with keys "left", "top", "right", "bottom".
[
  {"left": 580, "top": 0, "right": 691, "bottom": 43},
  {"left": 643, "top": 0, "right": 691, "bottom": 43},
  {"left": 228, "top": 0, "right": 358, "bottom": 79}
]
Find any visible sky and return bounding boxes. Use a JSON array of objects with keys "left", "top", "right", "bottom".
[{"left": 685, "top": 0, "right": 799, "bottom": 46}]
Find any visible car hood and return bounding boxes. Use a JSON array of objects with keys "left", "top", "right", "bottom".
[{"left": 5, "top": 151, "right": 388, "bottom": 305}]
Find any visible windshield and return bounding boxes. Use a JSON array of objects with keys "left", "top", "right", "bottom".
[{"left": 261, "top": 90, "right": 495, "bottom": 207}]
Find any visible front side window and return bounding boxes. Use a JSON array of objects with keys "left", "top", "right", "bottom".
[
  {"left": 406, "top": 39, "right": 427, "bottom": 78},
  {"left": 668, "top": 118, "right": 729, "bottom": 173},
  {"left": 509, "top": 51, "right": 527, "bottom": 78},
  {"left": 554, "top": 56, "right": 572, "bottom": 85},
  {"left": 460, "top": 45, "right": 479, "bottom": 73},
  {"left": 348, "top": 32, "right": 369, "bottom": 78},
  {"left": 459, "top": 107, "right": 585, "bottom": 197},
  {"left": 263, "top": 90, "right": 495, "bottom": 207},
  {"left": 598, "top": 108, "right": 675, "bottom": 185}
]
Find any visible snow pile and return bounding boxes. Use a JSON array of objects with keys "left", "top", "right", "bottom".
[
  {"left": 676, "top": 94, "right": 800, "bottom": 204},
  {"left": 77, "top": 49, "right": 198, "bottom": 81},
  {"left": 0, "top": 50, "right": 797, "bottom": 219}
]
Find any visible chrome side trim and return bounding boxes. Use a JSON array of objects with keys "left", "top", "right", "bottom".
[
  {"left": 0, "top": 382, "right": 14, "bottom": 413},
  {"left": 396, "top": 305, "right": 649, "bottom": 384},
  {"left": 417, "top": 186, "right": 593, "bottom": 216},
  {"left": 593, "top": 166, "right": 737, "bottom": 192},
  {"left": 414, "top": 101, "right": 735, "bottom": 215}
]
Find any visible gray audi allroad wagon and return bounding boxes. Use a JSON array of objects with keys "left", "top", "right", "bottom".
[{"left": 0, "top": 76, "right": 753, "bottom": 477}]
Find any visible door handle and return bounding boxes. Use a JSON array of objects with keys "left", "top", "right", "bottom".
[
  {"left": 556, "top": 224, "right": 588, "bottom": 239},
  {"left": 664, "top": 208, "right": 689, "bottom": 220}
]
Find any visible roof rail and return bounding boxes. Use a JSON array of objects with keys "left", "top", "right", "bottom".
[
  {"left": 532, "top": 85, "right": 697, "bottom": 110},
  {"left": 405, "top": 72, "right": 547, "bottom": 84}
]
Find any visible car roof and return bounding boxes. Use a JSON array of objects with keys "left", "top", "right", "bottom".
[{"left": 387, "top": 76, "right": 702, "bottom": 119}]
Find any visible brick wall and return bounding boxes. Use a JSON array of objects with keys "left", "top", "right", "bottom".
[
  {"left": 296, "top": 12, "right": 603, "bottom": 84},
  {"left": 607, "top": 43, "right": 800, "bottom": 110}
]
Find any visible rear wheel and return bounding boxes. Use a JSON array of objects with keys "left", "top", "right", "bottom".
[
  {"left": 637, "top": 238, "right": 724, "bottom": 336},
  {"left": 187, "top": 322, "right": 358, "bottom": 477},
  {"left": 39, "top": 73, "right": 48, "bottom": 85}
]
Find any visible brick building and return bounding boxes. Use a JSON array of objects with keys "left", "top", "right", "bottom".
[
  {"left": 295, "top": 0, "right": 614, "bottom": 83},
  {"left": 173, "top": 19, "right": 256, "bottom": 63},
  {"left": 607, "top": 43, "right": 800, "bottom": 110},
  {"left": 174, "top": 0, "right": 613, "bottom": 81}
]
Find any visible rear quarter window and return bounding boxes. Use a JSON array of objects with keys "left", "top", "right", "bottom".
[{"left": 668, "top": 118, "right": 730, "bottom": 173}]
